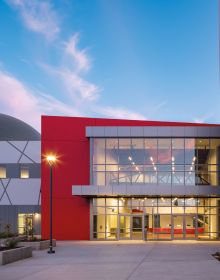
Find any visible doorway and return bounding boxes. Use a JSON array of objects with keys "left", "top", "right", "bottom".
[
  {"left": 172, "top": 215, "right": 197, "bottom": 239},
  {"left": 118, "top": 214, "right": 144, "bottom": 240}
]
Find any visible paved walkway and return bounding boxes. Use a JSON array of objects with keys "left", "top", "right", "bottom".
[{"left": 1, "top": 241, "right": 220, "bottom": 280}]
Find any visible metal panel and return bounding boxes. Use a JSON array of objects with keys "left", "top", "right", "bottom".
[
  {"left": 86, "top": 127, "right": 93, "bottom": 137},
  {"left": 130, "top": 127, "right": 144, "bottom": 137},
  {"left": 171, "top": 127, "right": 185, "bottom": 137},
  {"left": 143, "top": 127, "right": 158, "bottom": 137},
  {"left": 210, "top": 127, "right": 220, "bottom": 137},
  {"left": 98, "top": 186, "right": 113, "bottom": 195},
  {"left": 86, "top": 126, "right": 220, "bottom": 138},
  {"left": 185, "top": 127, "right": 198, "bottom": 137},
  {"left": 72, "top": 184, "right": 220, "bottom": 196},
  {"left": 197, "top": 127, "right": 210, "bottom": 137},
  {"left": 157, "top": 127, "right": 172, "bottom": 137},
  {"left": 112, "top": 185, "right": 126, "bottom": 195},
  {"left": 117, "top": 127, "right": 131, "bottom": 137},
  {"left": 104, "top": 127, "right": 118, "bottom": 137},
  {"left": 73, "top": 186, "right": 82, "bottom": 195},
  {"left": 92, "top": 127, "right": 105, "bottom": 137}
]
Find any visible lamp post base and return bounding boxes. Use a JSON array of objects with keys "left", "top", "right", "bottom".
[
  {"left": 47, "top": 245, "right": 55, "bottom": 254},
  {"left": 47, "top": 249, "right": 55, "bottom": 254}
]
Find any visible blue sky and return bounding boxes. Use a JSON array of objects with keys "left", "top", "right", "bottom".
[{"left": 0, "top": 0, "right": 219, "bottom": 130}]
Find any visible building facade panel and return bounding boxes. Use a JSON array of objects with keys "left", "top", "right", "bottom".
[
  {"left": 42, "top": 116, "right": 220, "bottom": 241},
  {"left": 0, "top": 114, "right": 41, "bottom": 237}
]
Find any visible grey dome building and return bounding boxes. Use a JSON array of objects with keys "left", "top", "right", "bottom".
[{"left": 0, "top": 114, "right": 41, "bottom": 235}]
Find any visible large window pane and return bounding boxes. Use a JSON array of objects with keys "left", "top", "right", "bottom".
[
  {"left": 106, "top": 139, "right": 118, "bottom": 164},
  {"left": 172, "top": 139, "right": 184, "bottom": 164},
  {"left": 92, "top": 137, "right": 220, "bottom": 186},
  {"left": 119, "top": 171, "right": 131, "bottom": 184},
  {"left": 118, "top": 139, "right": 131, "bottom": 165},
  {"left": 106, "top": 171, "right": 118, "bottom": 185},
  {"left": 185, "top": 139, "right": 196, "bottom": 164},
  {"left": 158, "top": 172, "right": 171, "bottom": 184},
  {"left": 131, "top": 139, "right": 144, "bottom": 164},
  {"left": 172, "top": 172, "right": 184, "bottom": 185},
  {"left": 93, "top": 139, "right": 105, "bottom": 164},
  {"left": 158, "top": 139, "right": 171, "bottom": 164},
  {"left": 93, "top": 172, "right": 105, "bottom": 186},
  {"left": 144, "top": 139, "right": 157, "bottom": 164},
  {"left": 210, "top": 139, "right": 220, "bottom": 165},
  {"left": 196, "top": 139, "right": 210, "bottom": 165},
  {"left": 106, "top": 215, "right": 117, "bottom": 239},
  {"left": 131, "top": 172, "right": 144, "bottom": 183}
]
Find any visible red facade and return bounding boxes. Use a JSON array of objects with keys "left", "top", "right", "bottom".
[{"left": 41, "top": 116, "right": 218, "bottom": 240}]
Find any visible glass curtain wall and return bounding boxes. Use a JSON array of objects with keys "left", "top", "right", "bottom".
[
  {"left": 92, "top": 197, "right": 220, "bottom": 240},
  {"left": 92, "top": 138, "right": 220, "bottom": 186}
]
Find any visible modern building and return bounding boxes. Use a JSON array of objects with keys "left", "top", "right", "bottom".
[
  {"left": 41, "top": 116, "right": 220, "bottom": 241},
  {"left": 0, "top": 114, "right": 41, "bottom": 235}
]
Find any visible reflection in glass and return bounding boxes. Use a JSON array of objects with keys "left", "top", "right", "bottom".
[
  {"left": 172, "top": 138, "right": 184, "bottom": 164},
  {"left": 92, "top": 138, "right": 220, "bottom": 186},
  {"left": 158, "top": 139, "right": 171, "bottom": 164}
]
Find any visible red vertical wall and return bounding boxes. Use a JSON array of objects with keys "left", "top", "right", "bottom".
[{"left": 41, "top": 116, "right": 218, "bottom": 240}]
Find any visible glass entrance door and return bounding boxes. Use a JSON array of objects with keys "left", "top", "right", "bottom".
[
  {"left": 118, "top": 215, "right": 144, "bottom": 240},
  {"left": 173, "top": 215, "right": 197, "bottom": 239},
  {"left": 119, "top": 215, "right": 131, "bottom": 239},
  {"left": 132, "top": 215, "right": 143, "bottom": 240},
  {"left": 173, "top": 215, "right": 184, "bottom": 239},
  {"left": 185, "top": 215, "right": 197, "bottom": 239}
]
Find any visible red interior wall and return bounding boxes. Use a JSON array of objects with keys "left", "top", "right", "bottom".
[{"left": 41, "top": 116, "right": 218, "bottom": 240}]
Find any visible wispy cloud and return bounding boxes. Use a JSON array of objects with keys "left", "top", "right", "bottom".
[
  {"left": 41, "top": 64, "right": 100, "bottom": 104},
  {"left": 64, "top": 33, "right": 91, "bottom": 73},
  {"left": 93, "top": 105, "right": 146, "bottom": 120},
  {"left": 4, "top": 2, "right": 148, "bottom": 128},
  {"left": 42, "top": 34, "right": 146, "bottom": 120},
  {"left": 0, "top": 70, "right": 80, "bottom": 130},
  {"left": 40, "top": 33, "right": 101, "bottom": 105},
  {"left": 7, "top": 0, "right": 60, "bottom": 40}
]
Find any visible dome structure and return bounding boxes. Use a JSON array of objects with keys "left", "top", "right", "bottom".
[{"left": 0, "top": 114, "right": 40, "bottom": 141}]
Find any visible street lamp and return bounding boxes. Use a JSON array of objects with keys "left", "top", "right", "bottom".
[{"left": 46, "top": 155, "right": 57, "bottom": 254}]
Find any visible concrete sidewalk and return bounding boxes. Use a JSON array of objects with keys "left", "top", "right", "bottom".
[{"left": 0, "top": 241, "right": 220, "bottom": 280}]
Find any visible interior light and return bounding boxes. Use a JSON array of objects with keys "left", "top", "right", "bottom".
[
  {"left": 128, "top": 156, "right": 132, "bottom": 161},
  {"left": 172, "top": 156, "right": 175, "bottom": 161},
  {"left": 172, "top": 166, "right": 175, "bottom": 171},
  {"left": 154, "top": 166, "right": 157, "bottom": 171},
  {"left": 132, "top": 162, "right": 135, "bottom": 165},
  {"left": 193, "top": 156, "right": 196, "bottom": 161},
  {"left": 150, "top": 157, "right": 153, "bottom": 162}
]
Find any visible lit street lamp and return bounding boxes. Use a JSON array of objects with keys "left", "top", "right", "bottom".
[{"left": 46, "top": 155, "right": 57, "bottom": 254}]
